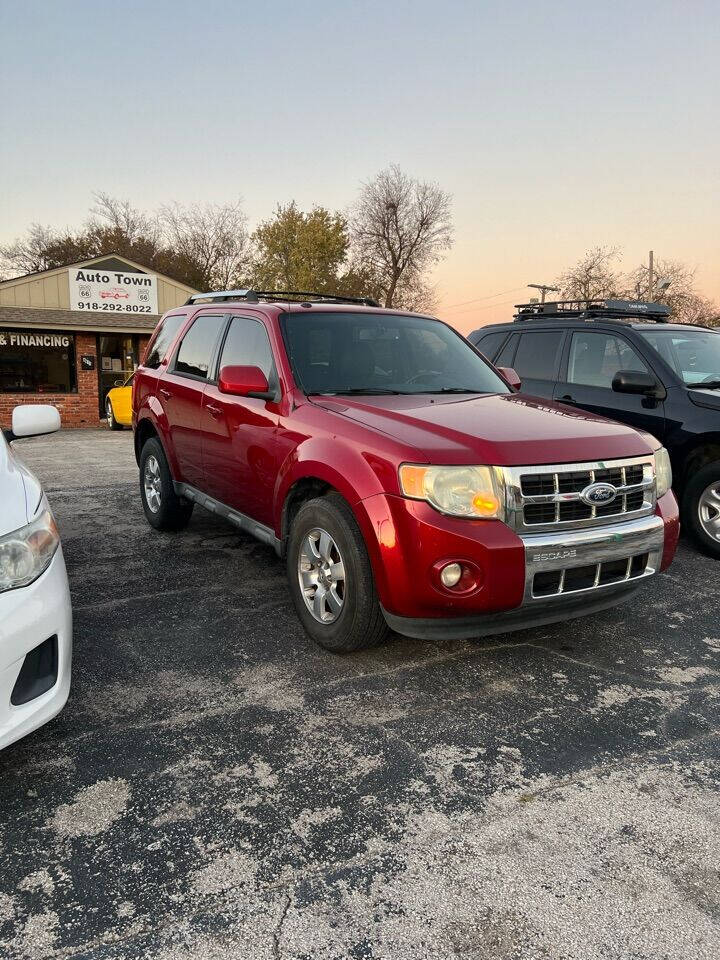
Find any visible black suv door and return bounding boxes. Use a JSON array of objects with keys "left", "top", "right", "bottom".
[
  {"left": 507, "top": 329, "right": 566, "bottom": 399},
  {"left": 553, "top": 327, "right": 666, "bottom": 438}
]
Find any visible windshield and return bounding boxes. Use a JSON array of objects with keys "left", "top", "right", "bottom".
[
  {"left": 281, "top": 312, "right": 510, "bottom": 396},
  {"left": 638, "top": 328, "right": 720, "bottom": 386}
]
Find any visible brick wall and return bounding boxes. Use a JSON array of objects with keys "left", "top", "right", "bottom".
[{"left": 2, "top": 333, "right": 151, "bottom": 430}]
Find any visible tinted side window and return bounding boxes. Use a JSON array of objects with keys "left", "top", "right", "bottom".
[
  {"left": 475, "top": 331, "right": 507, "bottom": 359},
  {"left": 495, "top": 333, "right": 519, "bottom": 368},
  {"left": 174, "top": 314, "right": 225, "bottom": 379},
  {"left": 568, "top": 331, "right": 648, "bottom": 388},
  {"left": 513, "top": 331, "right": 564, "bottom": 380},
  {"left": 219, "top": 317, "right": 274, "bottom": 378},
  {"left": 144, "top": 315, "right": 186, "bottom": 369}
]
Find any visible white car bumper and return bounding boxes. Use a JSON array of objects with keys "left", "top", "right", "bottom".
[{"left": 0, "top": 547, "right": 73, "bottom": 750}]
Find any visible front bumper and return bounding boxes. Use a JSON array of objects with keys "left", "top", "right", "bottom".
[
  {"left": 0, "top": 548, "right": 73, "bottom": 751},
  {"left": 357, "top": 490, "right": 678, "bottom": 641}
]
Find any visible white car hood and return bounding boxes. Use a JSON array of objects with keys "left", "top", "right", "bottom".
[{"left": 0, "top": 437, "right": 43, "bottom": 536}]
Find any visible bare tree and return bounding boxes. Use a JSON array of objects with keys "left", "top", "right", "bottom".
[
  {"left": 556, "top": 246, "right": 624, "bottom": 301},
  {"left": 626, "top": 257, "right": 720, "bottom": 323},
  {"left": 158, "top": 200, "right": 251, "bottom": 290},
  {"left": 0, "top": 223, "right": 60, "bottom": 278},
  {"left": 90, "top": 192, "right": 159, "bottom": 245},
  {"left": 350, "top": 165, "right": 452, "bottom": 308}
]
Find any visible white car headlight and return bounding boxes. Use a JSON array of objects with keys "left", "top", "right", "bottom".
[
  {"left": 399, "top": 464, "right": 505, "bottom": 519},
  {"left": 654, "top": 447, "right": 672, "bottom": 499},
  {"left": 0, "top": 510, "right": 59, "bottom": 593}
]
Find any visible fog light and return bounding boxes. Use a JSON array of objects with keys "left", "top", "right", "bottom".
[{"left": 440, "top": 562, "right": 463, "bottom": 588}]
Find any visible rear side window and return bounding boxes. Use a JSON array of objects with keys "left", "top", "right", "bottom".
[
  {"left": 144, "top": 315, "right": 186, "bottom": 369},
  {"left": 174, "top": 314, "right": 226, "bottom": 379},
  {"left": 474, "top": 331, "right": 507, "bottom": 359},
  {"left": 495, "top": 333, "right": 519, "bottom": 368},
  {"left": 513, "top": 331, "right": 564, "bottom": 380},
  {"left": 219, "top": 316, "right": 274, "bottom": 379}
]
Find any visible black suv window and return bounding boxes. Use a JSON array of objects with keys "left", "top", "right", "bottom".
[
  {"left": 174, "top": 314, "right": 225, "bottom": 379},
  {"left": 567, "top": 331, "right": 648, "bottom": 388},
  {"left": 513, "top": 331, "right": 564, "bottom": 380},
  {"left": 219, "top": 317, "right": 274, "bottom": 379},
  {"left": 474, "top": 331, "right": 506, "bottom": 359},
  {"left": 144, "top": 314, "right": 186, "bottom": 369},
  {"left": 495, "top": 333, "right": 518, "bottom": 368}
]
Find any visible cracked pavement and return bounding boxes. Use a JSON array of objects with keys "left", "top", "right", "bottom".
[{"left": 1, "top": 429, "right": 719, "bottom": 959}]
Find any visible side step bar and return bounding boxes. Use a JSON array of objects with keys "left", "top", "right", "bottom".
[{"left": 174, "top": 482, "right": 282, "bottom": 556}]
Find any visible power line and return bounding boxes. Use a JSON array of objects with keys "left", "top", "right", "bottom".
[
  {"left": 442, "top": 286, "right": 526, "bottom": 311},
  {"left": 440, "top": 297, "right": 520, "bottom": 319}
]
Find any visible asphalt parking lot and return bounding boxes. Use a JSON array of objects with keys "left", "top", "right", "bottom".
[{"left": 1, "top": 429, "right": 719, "bottom": 959}]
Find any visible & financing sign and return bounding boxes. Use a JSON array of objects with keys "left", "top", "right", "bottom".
[{"left": 68, "top": 268, "right": 158, "bottom": 315}]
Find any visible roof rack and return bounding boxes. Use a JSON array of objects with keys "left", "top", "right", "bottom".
[
  {"left": 513, "top": 298, "right": 671, "bottom": 323},
  {"left": 185, "top": 289, "right": 381, "bottom": 307}
]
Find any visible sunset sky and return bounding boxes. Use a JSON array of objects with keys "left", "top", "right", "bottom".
[{"left": 1, "top": 0, "right": 718, "bottom": 334}]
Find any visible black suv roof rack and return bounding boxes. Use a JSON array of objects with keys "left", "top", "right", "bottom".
[
  {"left": 185, "top": 288, "right": 380, "bottom": 307},
  {"left": 513, "top": 298, "right": 671, "bottom": 323}
]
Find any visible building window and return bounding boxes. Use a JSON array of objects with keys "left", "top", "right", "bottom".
[{"left": 0, "top": 329, "right": 76, "bottom": 393}]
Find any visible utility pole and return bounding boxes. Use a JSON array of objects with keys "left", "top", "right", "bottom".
[
  {"left": 527, "top": 283, "right": 560, "bottom": 304},
  {"left": 648, "top": 250, "right": 654, "bottom": 301}
]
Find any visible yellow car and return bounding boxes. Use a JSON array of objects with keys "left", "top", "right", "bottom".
[{"left": 105, "top": 374, "right": 133, "bottom": 430}]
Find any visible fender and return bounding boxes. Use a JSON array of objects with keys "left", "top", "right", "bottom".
[{"left": 135, "top": 396, "right": 183, "bottom": 482}]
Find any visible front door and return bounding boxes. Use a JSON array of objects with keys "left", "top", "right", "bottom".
[
  {"left": 553, "top": 329, "right": 666, "bottom": 438},
  {"left": 97, "top": 335, "right": 138, "bottom": 416},
  {"left": 201, "top": 314, "right": 280, "bottom": 527}
]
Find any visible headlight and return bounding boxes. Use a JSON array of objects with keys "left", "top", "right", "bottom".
[
  {"left": 0, "top": 510, "right": 59, "bottom": 593},
  {"left": 399, "top": 464, "right": 505, "bottom": 519},
  {"left": 654, "top": 447, "right": 672, "bottom": 499}
]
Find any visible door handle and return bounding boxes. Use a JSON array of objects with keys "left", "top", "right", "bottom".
[
  {"left": 205, "top": 403, "right": 222, "bottom": 417},
  {"left": 559, "top": 394, "right": 577, "bottom": 405},
  {"left": 158, "top": 387, "right": 171, "bottom": 400}
]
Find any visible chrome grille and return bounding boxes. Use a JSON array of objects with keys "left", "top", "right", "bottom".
[
  {"left": 532, "top": 552, "right": 649, "bottom": 598},
  {"left": 504, "top": 456, "right": 655, "bottom": 533}
]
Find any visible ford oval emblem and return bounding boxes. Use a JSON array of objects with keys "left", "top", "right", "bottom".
[{"left": 581, "top": 482, "right": 617, "bottom": 506}]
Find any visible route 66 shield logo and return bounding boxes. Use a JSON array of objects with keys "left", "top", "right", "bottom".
[{"left": 79, "top": 284, "right": 91, "bottom": 298}]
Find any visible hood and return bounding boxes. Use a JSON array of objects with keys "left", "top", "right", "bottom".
[
  {"left": 0, "top": 438, "right": 42, "bottom": 536},
  {"left": 688, "top": 387, "right": 720, "bottom": 413},
  {"left": 313, "top": 392, "right": 656, "bottom": 466}
]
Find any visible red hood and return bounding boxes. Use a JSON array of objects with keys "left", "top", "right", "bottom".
[{"left": 313, "top": 392, "right": 657, "bottom": 466}]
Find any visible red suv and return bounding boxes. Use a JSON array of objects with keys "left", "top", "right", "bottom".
[{"left": 133, "top": 290, "right": 679, "bottom": 652}]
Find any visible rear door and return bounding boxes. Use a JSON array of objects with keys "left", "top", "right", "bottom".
[
  {"left": 510, "top": 329, "right": 566, "bottom": 398},
  {"left": 200, "top": 314, "right": 280, "bottom": 526},
  {"left": 553, "top": 328, "right": 666, "bottom": 437},
  {"left": 157, "top": 313, "right": 227, "bottom": 488}
]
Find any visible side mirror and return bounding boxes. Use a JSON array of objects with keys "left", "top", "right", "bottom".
[
  {"left": 612, "top": 370, "right": 665, "bottom": 399},
  {"left": 218, "top": 365, "right": 274, "bottom": 400},
  {"left": 4, "top": 404, "right": 61, "bottom": 442},
  {"left": 497, "top": 366, "right": 522, "bottom": 391}
]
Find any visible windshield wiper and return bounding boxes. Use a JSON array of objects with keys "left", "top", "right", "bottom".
[
  {"left": 689, "top": 380, "right": 720, "bottom": 390},
  {"left": 316, "top": 387, "right": 413, "bottom": 396},
  {"left": 423, "top": 387, "right": 486, "bottom": 394}
]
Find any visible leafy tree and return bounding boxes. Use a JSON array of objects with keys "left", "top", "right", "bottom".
[
  {"left": 350, "top": 165, "right": 452, "bottom": 309},
  {"left": 251, "top": 203, "right": 349, "bottom": 293}
]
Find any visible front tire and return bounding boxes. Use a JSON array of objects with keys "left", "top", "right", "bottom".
[
  {"left": 139, "top": 437, "right": 194, "bottom": 531},
  {"left": 106, "top": 398, "right": 122, "bottom": 431},
  {"left": 287, "top": 493, "right": 388, "bottom": 652},
  {"left": 682, "top": 460, "right": 720, "bottom": 558}
]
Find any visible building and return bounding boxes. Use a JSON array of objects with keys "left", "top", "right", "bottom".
[{"left": 0, "top": 255, "right": 197, "bottom": 427}]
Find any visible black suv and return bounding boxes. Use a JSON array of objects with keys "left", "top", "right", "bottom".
[{"left": 470, "top": 299, "right": 720, "bottom": 558}]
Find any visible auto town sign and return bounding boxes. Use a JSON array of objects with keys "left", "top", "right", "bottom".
[{"left": 68, "top": 266, "right": 158, "bottom": 315}]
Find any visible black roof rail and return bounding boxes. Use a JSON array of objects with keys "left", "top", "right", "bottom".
[
  {"left": 513, "top": 298, "right": 671, "bottom": 323},
  {"left": 185, "top": 288, "right": 381, "bottom": 307}
]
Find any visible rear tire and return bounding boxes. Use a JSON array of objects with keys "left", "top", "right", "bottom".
[
  {"left": 139, "top": 437, "right": 194, "bottom": 531},
  {"left": 682, "top": 460, "right": 720, "bottom": 559},
  {"left": 106, "top": 398, "right": 122, "bottom": 431},
  {"left": 287, "top": 493, "right": 388, "bottom": 652}
]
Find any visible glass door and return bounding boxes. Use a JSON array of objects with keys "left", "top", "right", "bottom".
[{"left": 97, "top": 335, "right": 139, "bottom": 415}]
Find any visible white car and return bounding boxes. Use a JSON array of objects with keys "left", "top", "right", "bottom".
[{"left": 0, "top": 405, "right": 72, "bottom": 750}]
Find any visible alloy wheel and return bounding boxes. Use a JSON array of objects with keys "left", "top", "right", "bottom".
[
  {"left": 698, "top": 481, "right": 720, "bottom": 542},
  {"left": 143, "top": 455, "right": 162, "bottom": 513},
  {"left": 298, "top": 527, "right": 346, "bottom": 623}
]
